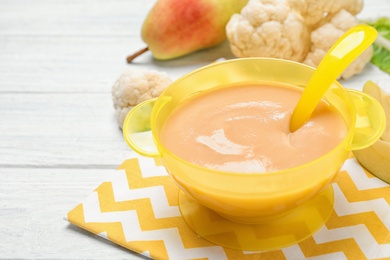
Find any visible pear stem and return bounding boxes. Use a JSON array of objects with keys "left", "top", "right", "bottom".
[{"left": 126, "top": 47, "right": 150, "bottom": 63}]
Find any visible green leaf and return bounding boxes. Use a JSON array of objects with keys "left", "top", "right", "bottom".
[{"left": 366, "top": 17, "right": 390, "bottom": 74}]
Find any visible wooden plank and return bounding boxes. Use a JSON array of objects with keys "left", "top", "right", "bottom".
[
  {"left": 0, "top": 168, "right": 147, "bottom": 259},
  {"left": 0, "top": 34, "right": 232, "bottom": 92},
  {"left": 0, "top": 35, "right": 136, "bottom": 92},
  {"left": 0, "top": 36, "right": 388, "bottom": 94},
  {"left": 0, "top": 92, "right": 137, "bottom": 166},
  {"left": 0, "top": 0, "right": 153, "bottom": 35},
  {"left": 0, "top": 0, "right": 231, "bottom": 93}
]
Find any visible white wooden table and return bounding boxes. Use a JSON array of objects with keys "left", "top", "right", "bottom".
[{"left": 1, "top": 0, "right": 389, "bottom": 259}]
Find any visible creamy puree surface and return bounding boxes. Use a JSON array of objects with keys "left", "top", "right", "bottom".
[{"left": 160, "top": 84, "right": 347, "bottom": 173}]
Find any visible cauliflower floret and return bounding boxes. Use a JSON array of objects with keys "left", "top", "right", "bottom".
[
  {"left": 286, "top": 0, "right": 364, "bottom": 27},
  {"left": 111, "top": 68, "right": 172, "bottom": 128},
  {"left": 303, "top": 9, "right": 373, "bottom": 79},
  {"left": 226, "top": 0, "right": 310, "bottom": 62}
]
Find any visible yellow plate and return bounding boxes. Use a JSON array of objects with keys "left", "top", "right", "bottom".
[{"left": 179, "top": 185, "right": 334, "bottom": 251}]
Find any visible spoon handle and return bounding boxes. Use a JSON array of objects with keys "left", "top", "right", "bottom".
[{"left": 289, "top": 24, "right": 378, "bottom": 132}]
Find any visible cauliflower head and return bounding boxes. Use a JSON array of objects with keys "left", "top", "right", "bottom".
[
  {"left": 112, "top": 68, "right": 172, "bottom": 129},
  {"left": 226, "top": 0, "right": 310, "bottom": 62},
  {"left": 286, "top": 0, "right": 364, "bottom": 27},
  {"left": 303, "top": 9, "right": 373, "bottom": 79}
]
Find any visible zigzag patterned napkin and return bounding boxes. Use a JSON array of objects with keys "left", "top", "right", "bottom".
[{"left": 67, "top": 154, "right": 390, "bottom": 259}]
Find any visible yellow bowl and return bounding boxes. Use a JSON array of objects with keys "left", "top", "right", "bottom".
[{"left": 123, "top": 58, "right": 385, "bottom": 250}]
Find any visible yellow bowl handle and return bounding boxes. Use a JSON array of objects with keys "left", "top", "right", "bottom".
[
  {"left": 348, "top": 89, "right": 386, "bottom": 150},
  {"left": 122, "top": 98, "right": 160, "bottom": 157}
]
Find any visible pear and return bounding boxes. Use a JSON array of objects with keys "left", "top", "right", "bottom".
[
  {"left": 353, "top": 81, "right": 390, "bottom": 184},
  {"left": 362, "top": 81, "right": 390, "bottom": 141},
  {"left": 127, "top": 0, "right": 248, "bottom": 62},
  {"left": 353, "top": 139, "right": 390, "bottom": 184}
]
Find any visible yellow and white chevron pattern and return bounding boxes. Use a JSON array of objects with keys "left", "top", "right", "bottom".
[{"left": 67, "top": 155, "right": 390, "bottom": 259}]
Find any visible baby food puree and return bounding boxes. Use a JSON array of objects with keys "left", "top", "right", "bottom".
[{"left": 160, "top": 83, "right": 347, "bottom": 173}]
